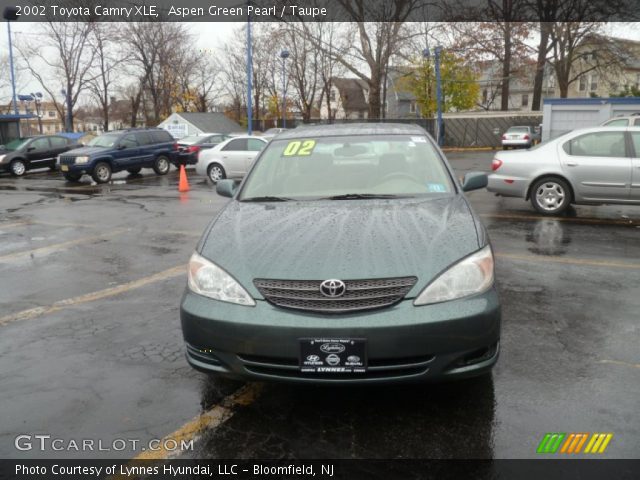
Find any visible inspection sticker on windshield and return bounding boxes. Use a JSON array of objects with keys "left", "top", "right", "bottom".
[
  {"left": 427, "top": 183, "right": 447, "bottom": 193},
  {"left": 411, "top": 136, "right": 428, "bottom": 143},
  {"left": 283, "top": 139, "right": 316, "bottom": 156}
]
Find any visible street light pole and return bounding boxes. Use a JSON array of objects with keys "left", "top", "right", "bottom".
[
  {"left": 61, "top": 89, "right": 72, "bottom": 132},
  {"left": 246, "top": 2, "right": 253, "bottom": 136},
  {"left": 280, "top": 50, "right": 289, "bottom": 129},
  {"left": 7, "top": 21, "right": 18, "bottom": 115},
  {"left": 3, "top": 8, "right": 19, "bottom": 116}
]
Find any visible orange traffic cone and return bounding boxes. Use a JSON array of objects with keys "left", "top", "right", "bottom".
[{"left": 178, "top": 164, "right": 190, "bottom": 192}]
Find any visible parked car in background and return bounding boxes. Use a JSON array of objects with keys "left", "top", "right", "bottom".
[
  {"left": 0, "top": 135, "right": 80, "bottom": 176},
  {"left": 58, "top": 128, "right": 177, "bottom": 184},
  {"left": 181, "top": 123, "right": 499, "bottom": 383},
  {"left": 176, "top": 133, "right": 231, "bottom": 165},
  {"left": 262, "top": 127, "right": 288, "bottom": 140},
  {"left": 601, "top": 114, "right": 640, "bottom": 127},
  {"left": 488, "top": 126, "right": 640, "bottom": 215},
  {"left": 501, "top": 126, "right": 540, "bottom": 149},
  {"left": 196, "top": 136, "right": 268, "bottom": 183}
]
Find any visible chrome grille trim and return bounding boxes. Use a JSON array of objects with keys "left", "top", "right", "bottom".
[
  {"left": 254, "top": 276, "right": 417, "bottom": 313},
  {"left": 58, "top": 155, "right": 77, "bottom": 165}
]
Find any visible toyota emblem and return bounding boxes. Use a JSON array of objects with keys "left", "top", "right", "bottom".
[{"left": 319, "top": 279, "right": 346, "bottom": 297}]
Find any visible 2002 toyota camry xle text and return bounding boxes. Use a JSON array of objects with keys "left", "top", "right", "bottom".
[{"left": 180, "top": 124, "right": 500, "bottom": 383}]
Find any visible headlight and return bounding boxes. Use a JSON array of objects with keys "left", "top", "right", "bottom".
[
  {"left": 414, "top": 245, "right": 494, "bottom": 306},
  {"left": 187, "top": 252, "right": 255, "bottom": 306},
  {"left": 74, "top": 156, "right": 89, "bottom": 164},
  {"left": 0, "top": 154, "right": 5, "bottom": 162}
]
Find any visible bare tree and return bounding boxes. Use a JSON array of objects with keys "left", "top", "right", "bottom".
[
  {"left": 447, "top": 19, "right": 530, "bottom": 111},
  {"left": 548, "top": 22, "right": 617, "bottom": 97},
  {"left": 283, "top": 27, "right": 321, "bottom": 122},
  {"left": 118, "top": 82, "right": 144, "bottom": 128},
  {"left": 219, "top": 30, "right": 248, "bottom": 123},
  {"left": 17, "top": 22, "right": 96, "bottom": 130},
  {"left": 188, "top": 52, "right": 222, "bottom": 112},
  {"left": 295, "top": 1, "right": 419, "bottom": 118},
  {"left": 121, "top": 22, "right": 194, "bottom": 124},
  {"left": 87, "top": 23, "right": 127, "bottom": 131}
]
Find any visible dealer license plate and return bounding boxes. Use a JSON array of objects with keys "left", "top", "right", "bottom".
[{"left": 300, "top": 338, "right": 367, "bottom": 373}]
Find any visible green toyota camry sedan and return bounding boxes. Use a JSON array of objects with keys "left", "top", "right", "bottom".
[{"left": 180, "top": 123, "right": 500, "bottom": 383}]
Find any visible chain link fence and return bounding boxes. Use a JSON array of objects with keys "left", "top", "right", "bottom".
[{"left": 252, "top": 114, "right": 542, "bottom": 148}]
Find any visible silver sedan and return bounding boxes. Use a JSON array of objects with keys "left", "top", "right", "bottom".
[
  {"left": 196, "top": 136, "right": 268, "bottom": 183},
  {"left": 488, "top": 126, "right": 640, "bottom": 215}
]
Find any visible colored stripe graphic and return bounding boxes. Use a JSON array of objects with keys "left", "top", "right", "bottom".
[
  {"left": 560, "top": 433, "right": 589, "bottom": 453},
  {"left": 539, "top": 433, "right": 613, "bottom": 454},
  {"left": 585, "top": 433, "right": 613, "bottom": 453},
  {"left": 537, "top": 433, "right": 566, "bottom": 453}
]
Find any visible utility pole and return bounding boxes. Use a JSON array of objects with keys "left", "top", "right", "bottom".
[
  {"left": 280, "top": 50, "right": 289, "bottom": 129},
  {"left": 246, "top": 1, "right": 253, "bottom": 135}
]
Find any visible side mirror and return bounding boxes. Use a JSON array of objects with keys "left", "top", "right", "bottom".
[
  {"left": 461, "top": 171, "right": 488, "bottom": 192},
  {"left": 27, "top": 146, "right": 36, "bottom": 152},
  {"left": 216, "top": 179, "right": 237, "bottom": 198},
  {"left": 117, "top": 143, "right": 126, "bottom": 150}
]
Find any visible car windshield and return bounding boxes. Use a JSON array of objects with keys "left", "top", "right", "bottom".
[
  {"left": 88, "top": 134, "right": 120, "bottom": 148},
  {"left": 506, "top": 127, "right": 530, "bottom": 133},
  {"left": 4, "top": 138, "right": 30, "bottom": 151},
  {"left": 238, "top": 134, "right": 455, "bottom": 201}
]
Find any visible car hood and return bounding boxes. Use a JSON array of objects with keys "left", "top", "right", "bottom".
[
  {"left": 199, "top": 195, "right": 483, "bottom": 298},
  {"left": 63, "top": 146, "right": 108, "bottom": 156}
]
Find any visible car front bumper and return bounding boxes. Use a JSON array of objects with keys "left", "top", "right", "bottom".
[{"left": 180, "top": 287, "right": 501, "bottom": 384}]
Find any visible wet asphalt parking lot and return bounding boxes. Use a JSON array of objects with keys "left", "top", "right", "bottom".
[{"left": 0, "top": 152, "right": 638, "bottom": 460}]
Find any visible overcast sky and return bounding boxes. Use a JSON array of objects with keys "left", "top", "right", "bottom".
[{"left": 1, "top": 22, "right": 639, "bottom": 105}]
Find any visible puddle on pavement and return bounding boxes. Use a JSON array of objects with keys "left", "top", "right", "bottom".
[{"left": 526, "top": 219, "right": 571, "bottom": 256}]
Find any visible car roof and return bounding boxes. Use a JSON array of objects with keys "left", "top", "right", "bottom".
[
  {"left": 545, "top": 126, "right": 640, "bottom": 142},
  {"left": 275, "top": 123, "right": 427, "bottom": 140},
  {"left": 224, "top": 135, "right": 267, "bottom": 140},
  {"left": 571, "top": 126, "right": 640, "bottom": 133}
]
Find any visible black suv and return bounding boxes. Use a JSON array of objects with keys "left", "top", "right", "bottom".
[
  {"left": 0, "top": 135, "right": 80, "bottom": 176},
  {"left": 58, "top": 128, "right": 177, "bottom": 183}
]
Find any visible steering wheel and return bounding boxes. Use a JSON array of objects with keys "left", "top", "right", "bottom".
[{"left": 379, "top": 172, "right": 420, "bottom": 184}]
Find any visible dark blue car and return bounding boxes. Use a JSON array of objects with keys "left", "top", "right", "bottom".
[{"left": 58, "top": 128, "right": 177, "bottom": 183}]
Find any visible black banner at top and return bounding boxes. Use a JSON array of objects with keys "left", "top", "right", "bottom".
[{"left": 1, "top": 0, "right": 639, "bottom": 22}]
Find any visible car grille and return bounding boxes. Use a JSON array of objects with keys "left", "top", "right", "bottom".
[
  {"left": 253, "top": 277, "right": 417, "bottom": 314},
  {"left": 58, "top": 155, "right": 76, "bottom": 165},
  {"left": 237, "top": 353, "right": 435, "bottom": 380}
]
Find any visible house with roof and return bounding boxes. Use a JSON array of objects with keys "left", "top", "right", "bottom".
[
  {"left": 565, "top": 34, "right": 640, "bottom": 98},
  {"left": 157, "top": 112, "right": 243, "bottom": 139},
  {"left": 475, "top": 60, "right": 557, "bottom": 112},
  {"left": 319, "top": 78, "right": 370, "bottom": 120}
]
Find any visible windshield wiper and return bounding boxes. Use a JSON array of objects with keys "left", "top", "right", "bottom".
[
  {"left": 323, "top": 193, "right": 410, "bottom": 200},
  {"left": 240, "top": 196, "right": 292, "bottom": 202}
]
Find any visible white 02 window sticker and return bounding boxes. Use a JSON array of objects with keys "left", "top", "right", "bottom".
[{"left": 411, "top": 136, "right": 428, "bottom": 143}]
